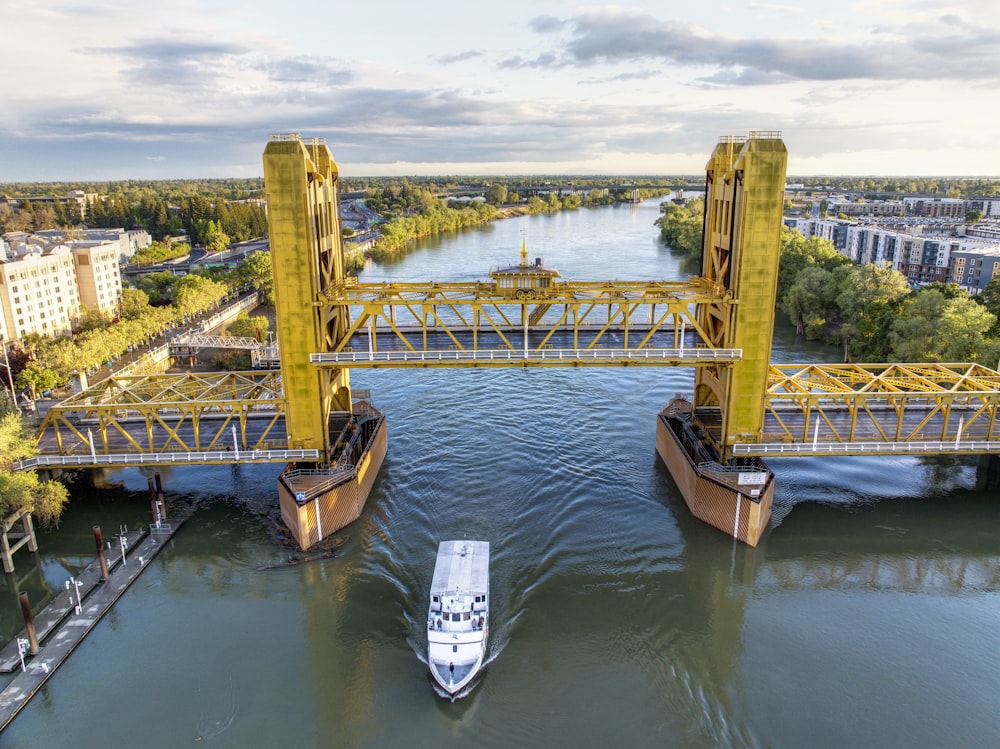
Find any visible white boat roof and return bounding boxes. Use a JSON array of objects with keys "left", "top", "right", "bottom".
[{"left": 431, "top": 540, "right": 489, "bottom": 596}]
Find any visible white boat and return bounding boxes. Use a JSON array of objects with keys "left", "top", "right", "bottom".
[{"left": 427, "top": 540, "right": 489, "bottom": 696}]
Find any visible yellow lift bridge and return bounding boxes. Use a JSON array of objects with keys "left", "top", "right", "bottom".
[{"left": 21, "top": 132, "right": 1000, "bottom": 551}]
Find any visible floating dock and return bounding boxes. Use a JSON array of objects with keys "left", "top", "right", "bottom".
[{"left": 0, "top": 519, "right": 184, "bottom": 731}]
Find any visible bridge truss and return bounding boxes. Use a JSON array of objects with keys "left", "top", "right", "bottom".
[
  {"left": 26, "top": 371, "right": 317, "bottom": 468},
  {"left": 730, "top": 363, "right": 1000, "bottom": 456},
  {"left": 311, "top": 278, "right": 741, "bottom": 367}
]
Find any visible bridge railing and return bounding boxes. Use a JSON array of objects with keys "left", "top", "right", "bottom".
[
  {"left": 17, "top": 448, "right": 321, "bottom": 470},
  {"left": 311, "top": 347, "right": 742, "bottom": 365},
  {"left": 732, "top": 440, "right": 1000, "bottom": 456}
]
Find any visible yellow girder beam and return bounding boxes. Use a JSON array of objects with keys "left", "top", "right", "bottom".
[
  {"left": 756, "top": 362, "right": 1000, "bottom": 447},
  {"left": 34, "top": 371, "right": 288, "bottom": 456}
]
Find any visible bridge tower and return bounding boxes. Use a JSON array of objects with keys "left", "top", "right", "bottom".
[
  {"left": 694, "top": 132, "right": 788, "bottom": 457},
  {"left": 655, "top": 132, "right": 787, "bottom": 546},
  {"left": 262, "top": 134, "right": 388, "bottom": 550},
  {"left": 262, "top": 134, "right": 352, "bottom": 456}
]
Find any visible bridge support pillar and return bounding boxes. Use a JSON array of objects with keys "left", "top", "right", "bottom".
[{"left": 976, "top": 454, "right": 1000, "bottom": 491}]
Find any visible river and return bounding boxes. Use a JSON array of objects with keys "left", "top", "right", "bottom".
[{"left": 2, "top": 199, "right": 998, "bottom": 748}]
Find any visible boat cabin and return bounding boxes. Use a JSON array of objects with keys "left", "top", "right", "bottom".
[{"left": 489, "top": 236, "right": 560, "bottom": 298}]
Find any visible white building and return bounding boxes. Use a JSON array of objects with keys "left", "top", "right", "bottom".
[{"left": 0, "top": 232, "right": 124, "bottom": 342}]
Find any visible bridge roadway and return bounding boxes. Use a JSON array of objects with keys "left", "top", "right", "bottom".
[
  {"left": 25, "top": 397, "right": 1000, "bottom": 467},
  {"left": 318, "top": 326, "right": 738, "bottom": 367},
  {"left": 24, "top": 414, "right": 316, "bottom": 469}
]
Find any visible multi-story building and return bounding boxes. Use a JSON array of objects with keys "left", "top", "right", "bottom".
[
  {"left": 72, "top": 242, "right": 123, "bottom": 312},
  {"left": 0, "top": 191, "right": 97, "bottom": 221},
  {"left": 829, "top": 200, "right": 906, "bottom": 217},
  {"left": 905, "top": 197, "right": 967, "bottom": 219},
  {"left": 32, "top": 227, "right": 151, "bottom": 262},
  {"left": 0, "top": 245, "right": 80, "bottom": 340},
  {"left": 949, "top": 248, "right": 1000, "bottom": 295},
  {"left": 786, "top": 216, "right": 1000, "bottom": 292},
  {"left": 967, "top": 197, "right": 1000, "bottom": 219},
  {"left": 0, "top": 232, "right": 123, "bottom": 343}
]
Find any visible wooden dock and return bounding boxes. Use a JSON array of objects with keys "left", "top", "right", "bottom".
[{"left": 0, "top": 520, "right": 184, "bottom": 732}]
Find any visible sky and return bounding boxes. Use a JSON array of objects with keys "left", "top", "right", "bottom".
[{"left": 3, "top": 0, "right": 999, "bottom": 181}]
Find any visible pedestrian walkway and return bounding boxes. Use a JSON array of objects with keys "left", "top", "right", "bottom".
[{"left": 0, "top": 519, "right": 185, "bottom": 731}]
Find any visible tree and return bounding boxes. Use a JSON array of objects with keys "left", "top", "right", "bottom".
[
  {"left": 890, "top": 289, "right": 947, "bottom": 361},
  {"left": 203, "top": 220, "right": 231, "bottom": 253},
  {"left": 977, "top": 276, "right": 1000, "bottom": 337},
  {"left": 225, "top": 312, "right": 268, "bottom": 339},
  {"left": 74, "top": 306, "right": 115, "bottom": 334},
  {"left": 135, "top": 271, "right": 176, "bottom": 305},
  {"left": 966, "top": 209, "right": 983, "bottom": 224},
  {"left": 119, "top": 288, "right": 151, "bottom": 320},
  {"left": 937, "top": 297, "right": 996, "bottom": 363},
  {"left": 780, "top": 265, "right": 838, "bottom": 337},
  {"left": 656, "top": 197, "right": 704, "bottom": 265},
  {"left": 237, "top": 251, "right": 273, "bottom": 303},
  {"left": 16, "top": 362, "right": 60, "bottom": 400},
  {"left": 485, "top": 184, "right": 508, "bottom": 206},
  {"left": 776, "top": 227, "right": 851, "bottom": 302},
  {"left": 836, "top": 264, "right": 912, "bottom": 361},
  {"left": 172, "top": 274, "right": 227, "bottom": 317},
  {"left": 0, "top": 413, "right": 69, "bottom": 526}
]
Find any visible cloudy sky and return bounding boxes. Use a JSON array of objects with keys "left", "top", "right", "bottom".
[{"left": 3, "top": 0, "right": 998, "bottom": 180}]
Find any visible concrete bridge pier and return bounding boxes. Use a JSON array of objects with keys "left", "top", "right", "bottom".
[{"left": 976, "top": 454, "right": 1000, "bottom": 490}]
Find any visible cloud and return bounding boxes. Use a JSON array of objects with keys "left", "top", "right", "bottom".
[
  {"left": 86, "top": 39, "right": 253, "bottom": 87},
  {"left": 436, "top": 50, "right": 484, "bottom": 65},
  {"left": 516, "top": 8, "right": 1000, "bottom": 82}
]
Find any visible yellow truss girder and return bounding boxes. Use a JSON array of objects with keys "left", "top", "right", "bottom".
[
  {"left": 758, "top": 363, "right": 1000, "bottom": 447},
  {"left": 34, "top": 371, "right": 288, "bottom": 455},
  {"left": 315, "top": 278, "right": 734, "bottom": 365}
]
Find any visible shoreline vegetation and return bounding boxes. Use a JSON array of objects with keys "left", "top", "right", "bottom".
[
  {"left": 362, "top": 187, "right": 671, "bottom": 265},
  {"left": 655, "top": 196, "right": 1000, "bottom": 366}
]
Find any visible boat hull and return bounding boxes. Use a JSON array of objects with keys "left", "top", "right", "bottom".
[
  {"left": 656, "top": 400, "right": 774, "bottom": 546},
  {"left": 428, "top": 630, "right": 488, "bottom": 695}
]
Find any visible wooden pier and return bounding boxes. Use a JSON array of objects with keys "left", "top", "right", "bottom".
[{"left": 0, "top": 519, "right": 185, "bottom": 731}]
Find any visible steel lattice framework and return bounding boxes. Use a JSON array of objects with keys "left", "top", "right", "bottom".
[
  {"left": 311, "top": 278, "right": 740, "bottom": 367},
  {"left": 724, "top": 363, "right": 1000, "bottom": 456},
  {"left": 33, "top": 371, "right": 292, "bottom": 461}
]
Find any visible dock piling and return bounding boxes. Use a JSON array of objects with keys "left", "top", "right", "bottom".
[
  {"left": 93, "top": 526, "right": 109, "bottom": 581},
  {"left": 154, "top": 472, "right": 167, "bottom": 520},
  {"left": 18, "top": 592, "right": 39, "bottom": 655},
  {"left": 147, "top": 478, "right": 160, "bottom": 525}
]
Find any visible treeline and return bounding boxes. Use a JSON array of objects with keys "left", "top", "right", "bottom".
[
  {"left": 0, "top": 179, "right": 267, "bottom": 245},
  {"left": 786, "top": 176, "right": 1000, "bottom": 197},
  {"left": 368, "top": 184, "right": 671, "bottom": 261},
  {"left": 86, "top": 194, "right": 266, "bottom": 245},
  {"left": 341, "top": 175, "right": 699, "bottom": 195},
  {"left": 371, "top": 196, "right": 497, "bottom": 258},
  {"left": 656, "top": 198, "right": 1000, "bottom": 365}
]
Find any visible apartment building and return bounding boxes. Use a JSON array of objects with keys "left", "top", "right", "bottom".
[
  {"left": 949, "top": 248, "right": 1000, "bottom": 294},
  {"left": 829, "top": 200, "right": 905, "bottom": 217},
  {"left": 0, "top": 232, "right": 123, "bottom": 342},
  {"left": 786, "top": 216, "right": 1000, "bottom": 292},
  {"left": 32, "top": 227, "right": 151, "bottom": 262}
]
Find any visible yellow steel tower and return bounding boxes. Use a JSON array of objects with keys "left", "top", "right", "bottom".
[
  {"left": 695, "top": 132, "right": 788, "bottom": 457},
  {"left": 263, "top": 134, "right": 352, "bottom": 457},
  {"left": 263, "top": 134, "right": 388, "bottom": 551}
]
